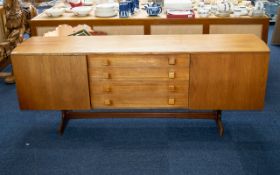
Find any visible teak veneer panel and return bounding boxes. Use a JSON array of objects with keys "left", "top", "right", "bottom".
[
  {"left": 11, "top": 35, "right": 270, "bottom": 110},
  {"left": 92, "top": 93, "right": 188, "bottom": 109},
  {"left": 189, "top": 53, "right": 269, "bottom": 110},
  {"left": 88, "top": 54, "right": 190, "bottom": 109},
  {"left": 12, "top": 55, "right": 91, "bottom": 110},
  {"left": 12, "top": 35, "right": 269, "bottom": 55},
  {"left": 88, "top": 54, "right": 189, "bottom": 68},
  {"left": 89, "top": 67, "right": 189, "bottom": 80},
  {"left": 90, "top": 80, "right": 188, "bottom": 96}
]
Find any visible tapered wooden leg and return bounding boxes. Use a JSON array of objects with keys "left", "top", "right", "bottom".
[
  {"left": 58, "top": 110, "right": 69, "bottom": 135},
  {"left": 215, "top": 110, "right": 224, "bottom": 136}
]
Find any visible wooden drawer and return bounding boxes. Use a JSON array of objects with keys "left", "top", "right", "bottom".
[
  {"left": 88, "top": 54, "right": 190, "bottom": 68},
  {"left": 91, "top": 93, "right": 188, "bottom": 109},
  {"left": 88, "top": 54, "right": 190, "bottom": 108},
  {"left": 89, "top": 67, "right": 189, "bottom": 80},
  {"left": 90, "top": 80, "right": 188, "bottom": 96}
]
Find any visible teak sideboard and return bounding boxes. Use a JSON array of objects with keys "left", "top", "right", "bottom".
[{"left": 11, "top": 34, "right": 270, "bottom": 136}]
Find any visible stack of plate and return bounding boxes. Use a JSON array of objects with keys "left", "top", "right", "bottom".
[{"left": 95, "top": 3, "right": 117, "bottom": 17}]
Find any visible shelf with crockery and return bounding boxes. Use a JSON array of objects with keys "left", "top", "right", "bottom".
[{"left": 30, "top": 0, "right": 269, "bottom": 42}]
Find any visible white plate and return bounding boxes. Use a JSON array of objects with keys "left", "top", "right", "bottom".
[{"left": 167, "top": 10, "right": 193, "bottom": 15}]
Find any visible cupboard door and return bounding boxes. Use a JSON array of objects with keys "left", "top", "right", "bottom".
[
  {"left": 12, "top": 55, "right": 91, "bottom": 110},
  {"left": 189, "top": 53, "right": 269, "bottom": 110}
]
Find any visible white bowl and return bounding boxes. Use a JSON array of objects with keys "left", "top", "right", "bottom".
[
  {"left": 72, "top": 6, "right": 92, "bottom": 16},
  {"left": 45, "top": 8, "right": 65, "bottom": 17}
]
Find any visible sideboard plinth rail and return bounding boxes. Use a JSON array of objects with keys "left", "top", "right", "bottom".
[{"left": 58, "top": 110, "right": 224, "bottom": 136}]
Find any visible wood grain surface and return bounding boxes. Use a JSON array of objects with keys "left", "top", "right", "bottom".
[
  {"left": 12, "top": 55, "right": 91, "bottom": 110},
  {"left": 88, "top": 54, "right": 189, "bottom": 68},
  {"left": 91, "top": 94, "right": 188, "bottom": 108},
  {"left": 89, "top": 54, "right": 189, "bottom": 108},
  {"left": 11, "top": 35, "right": 270, "bottom": 110},
  {"left": 12, "top": 34, "right": 269, "bottom": 55},
  {"left": 90, "top": 80, "right": 188, "bottom": 95},
  {"left": 189, "top": 53, "right": 269, "bottom": 110}
]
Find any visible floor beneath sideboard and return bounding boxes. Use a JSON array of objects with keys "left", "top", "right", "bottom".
[{"left": 0, "top": 25, "right": 280, "bottom": 175}]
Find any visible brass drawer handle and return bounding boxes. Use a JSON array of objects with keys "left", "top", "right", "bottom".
[
  {"left": 103, "top": 86, "right": 111, "bottom": 93},
  {"left": 169, "top": 71, "right": 175, "bottom": 79},
  {"left": 104, "top": 99, "right": 112, "bottom": 105},
  {"left": 168, "top": 85, "right": 176, "bottom": 92},
  {"left": 103, "top": 60, "right": 110, "bottom": 66},
  {"left": 168, "top": 57, "right": 176, "bottom": 65},
  {"left": 168, "top": 98, "right": 175, "bottom": 105},
  {"left": 103, "top": 73, "right": 111, "bottom": 79}
]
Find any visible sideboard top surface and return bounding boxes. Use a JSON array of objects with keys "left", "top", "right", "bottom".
[{"left": 12, "top": 34, "right": 269, "bottom": 55}]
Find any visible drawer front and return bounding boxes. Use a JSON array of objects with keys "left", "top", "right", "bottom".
[
  {"left": 91, "top": 94, "right": 188, "bottom": 109},
  {"left": 89, "top": 67, "right": 189, "bottom": 80},
  {"left": 88, "top": 54, "right": 190, "bottom": 109},
  {"left": 91, "top": 80, "right": 188, "bottom": 96},
  {"left": 88, "top": 54, "right": 189, "bottom": 68}
]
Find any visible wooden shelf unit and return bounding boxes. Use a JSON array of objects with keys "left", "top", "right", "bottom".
[{"left": 31, "top": 9, "right": 269, "bottom": 42}]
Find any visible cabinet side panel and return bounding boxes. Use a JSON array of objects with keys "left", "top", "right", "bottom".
[
  {"left": 189, "top": 53, "right": 269, "bottom": 110},
  {"left": 12, "top": 55, "right": 91, "bottom": 110}
]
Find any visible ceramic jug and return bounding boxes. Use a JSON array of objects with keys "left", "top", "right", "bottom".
[{"left": 144, "top": 3, "right": 162, "bottom": 16}]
